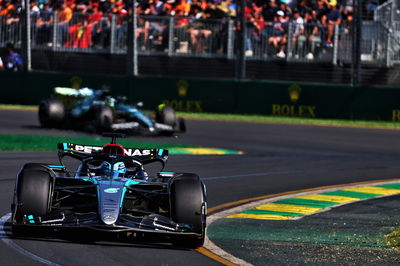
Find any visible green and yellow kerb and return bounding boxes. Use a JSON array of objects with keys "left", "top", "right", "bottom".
[{"left": 226, "top": 183, "right": 400, "bottom": 220}]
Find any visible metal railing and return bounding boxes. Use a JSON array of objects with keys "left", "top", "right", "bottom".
[
  {"left": 0, "top": 14, "right": 22, "bottom": 48},
  {"left": 337, "top": 21, "right": 391, "bottom": 66},
  {"left": 0, "top": 11, "right": 397, "bottom": 66},
  {"left": 373, "top": 0, "right": 400, "bottom": 66}
]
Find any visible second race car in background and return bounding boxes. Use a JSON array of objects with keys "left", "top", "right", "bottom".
[{"left": 38, "top": 87, "right": 186, "bottom": 136}]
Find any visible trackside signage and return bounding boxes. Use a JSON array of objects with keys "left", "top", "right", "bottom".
[
  {"left": 5, "top": 71, "right": 400, "bottom": 121},
  {"left": 272, "top": 105, "right": 316, "bottom": 118},
  {"left": 271, "top": 84, "right": 317, "bottom": 118},
  {"left": 161, "top": 80, "right": 203, "bottom": 112},
  {"left": 392, "top": 110, "right": 400, "bottom": 121}
]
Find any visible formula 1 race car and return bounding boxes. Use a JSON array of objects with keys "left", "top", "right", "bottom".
[
  {"left": 11, "top": 134, "right": 206, "bottom": 248},
  {"left": 38, "top": 87, "right": 186, "bottom": 136}
]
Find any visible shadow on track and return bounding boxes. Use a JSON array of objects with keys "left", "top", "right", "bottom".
[{"left": 2, "top": 222, "right": 192, "bottom": 251}]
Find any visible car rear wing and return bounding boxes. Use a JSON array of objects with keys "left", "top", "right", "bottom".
[{"left": 57, "top": 143, "right": 168, "bottom": 161}]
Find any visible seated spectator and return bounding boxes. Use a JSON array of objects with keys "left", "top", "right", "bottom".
[
  {"left": 246, "top": 8, "right": 264, "bottom": 56},
  {"left": 305, "top": 0, "right": 328, "bottom": 58},
  {"left": 88, "top": 3, "right": 107, "bottom": 48},
  {"left": 114, "top": 0, "right": 128, "bottom": 49},
  {"left": 0, "top": 0, "right": 363, "bottom": 57},
  {"left": 64, "top": 16, "right": 89, "bottom": 48},
  {"left": 57, "top": 2, "right": 73, "bottom": 46},
  {"left": 175, "top": 0, "right": 191, "bottom": 17},
  {"left": 290, "top": 8, "right": 305, "bottom": 57},
  {"left": 325, "top": 0, "right": 341, "bottom": 47},
  {"left": 268, "top": 10, "right": 288, "bottom": 58},
  {"left": 1, "top": 0, "right": 21, "bottom": 43},
  {"left": 304, "top": 11, "right": 321, "bottom": 59},
  {"left": 136, "top": 16, "right": 150, "bottom": 49},
  {"left": 340, "top": 0, "right": 353, "bottom": 24},
  {"left": 297, "top": 0, "right": 314, "bottom": 18},
  {"left": 188, "top": 12, "right": 213, "bottom": 53},
  {"left": 35, "top": 2, "right": 53, "bottom": 45},
  {"left": 263, "top": 0, "right": 278, "bottom": 22},
  {"left": 0, "top": 0, "right": 15, "bottom": 17}
]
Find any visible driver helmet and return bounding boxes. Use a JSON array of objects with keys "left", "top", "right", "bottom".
[
  {"left": 96, "top": 161, "right": 126, "bottom": 177},
  {"left": 112, "top": 162, "right": 126, "bottom": 177},
  {"left": 97, "top": 161, "right": 112, "bottom": 176}
]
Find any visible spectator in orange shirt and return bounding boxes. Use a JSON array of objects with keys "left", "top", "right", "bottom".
[
  {"left": 0, "top": 0, "right": 14, "bottom": 16},
  {"left": 1, "top": 0, "right": 21, "bottom": 43},
  {"left": 57, "top": 2, "right": 73, "bottom": 46},
  {"left": 175, "top": 0, "right": 191, "bottom": 16}
]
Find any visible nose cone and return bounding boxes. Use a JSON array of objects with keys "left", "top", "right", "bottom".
[
  {"left": 98, "top": 182, "right": 125, "bottom": 225},
  {"left": 102, "top": 214, "right": 117, "bottom": 225}
]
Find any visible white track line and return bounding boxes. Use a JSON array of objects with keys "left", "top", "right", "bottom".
[
  {"left": 0, "top": 213, "right": 60, "bottom": 266},
  {"left": 203, "top": 179, "right": 400, "bottom": 265}
]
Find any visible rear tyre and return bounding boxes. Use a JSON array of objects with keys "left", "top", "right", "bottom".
[
  {"left": 13, "top": 164, "right": 53, "bottom": 233},
  {"left": 177, "top": 118, "right": 186, "bottom": 133},
  {"left": 170, "top": 174, "right": 206, "bottom": 248},
  {"left": 156, "top": 105, "right": 176, "bottom": 127},
  {"left": 38, "top": 99, "right": 65, "bottom": 128},
  {"left": 94, "top": 105, "right": 114, "bottom": 132}
]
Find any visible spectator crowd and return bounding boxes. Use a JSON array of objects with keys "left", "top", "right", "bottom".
[{"left": 0, "top": 0, "right": 388, "bottom": 58}]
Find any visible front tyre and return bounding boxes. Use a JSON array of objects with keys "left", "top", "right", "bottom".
[
  {"left": 13, "top": 164, "right": 53, "bottom": 230},
  {"left": 170, "top": 174, "right": 206, "bottom": 248}
]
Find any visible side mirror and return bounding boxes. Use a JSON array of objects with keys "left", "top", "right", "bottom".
[{"left": 136, "top": 102, "right": 144, "bottom": 108}]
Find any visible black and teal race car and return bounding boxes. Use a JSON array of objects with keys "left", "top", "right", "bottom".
[
  {"left": 38, "top": 87, "right": 186, "bottom": 136},
  {"left": 11, "top": 134, "right": 206, "bottom": 248}
]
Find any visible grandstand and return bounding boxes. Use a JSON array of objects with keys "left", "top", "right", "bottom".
[{"left": 0, "top": 0, "right": 399, "bottom": 85}]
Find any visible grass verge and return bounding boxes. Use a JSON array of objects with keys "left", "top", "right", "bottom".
[
  {"left": 0, "top": 104, "right": 37, "bottom": 111},
  {"left": 177, "top": 112, "right": 400, "bottom": 129},
  {"left": 386, "top": 228, "right": 400, "bottom": 251},
  {"left": 0, "top": 134, "right": 242, "bottom": 155},
  {"left": 0, "top": 134, "right": 196, "bottom": 152},
  {"left": 2, "top": 103, "right": 399, "bottom": 129}
]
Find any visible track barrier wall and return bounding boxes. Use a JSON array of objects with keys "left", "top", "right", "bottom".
[{"left": 1, "top": 71, "right": 400, "bottom": 121}]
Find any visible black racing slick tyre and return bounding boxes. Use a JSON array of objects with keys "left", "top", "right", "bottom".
[
  {"left": 177, "top": 118, "right": 186, "bottom": 133},
  {"left": 38, "top": 99, "right": 65, "bottom": 128},
  {"left": 156, "top": 105, "right": 177, "bottom": 127},
  {"left": 170, "top": 174, "right": 206, "bottom": 248},
  {"left": 94, "top": 105, "right": 114, "bottom": 132},
  {"left": 13, "top": 164, "right": 53, "bottom": 225}
]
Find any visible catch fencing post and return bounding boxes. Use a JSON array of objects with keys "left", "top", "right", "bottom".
[
  {"left": 332, "top": 24, "right": 339, "bottom": 65},
  {"left": 235, "top": 0, "right": 246, "bottom": 79},
  {"left": 127, "top": 0, "right": 138, "bottom": 76},
  {"left": 351, "top": 0, "right": 362, "bottom": 87},
  {"left": 21, "top": 0, "right": 31, "bottom": 71},
  {"left": 227, "top": 19, "right": 234, "bottom": 59},
  {"left": 52, "top": 14, "right": 57, "bottom": 51},
  {"left": 287, "top": 22, "right": 293, "bottom": 61},
  {"left": 110, "top": 15, "right": 116, "bottom": 54},
  {"left": 168, "top": 17, "right": 174, "bottom": 56}
]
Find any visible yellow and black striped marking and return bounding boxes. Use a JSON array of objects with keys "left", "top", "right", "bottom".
[{"left": 226, "top": 183, "right": 400, "bottom": 220}]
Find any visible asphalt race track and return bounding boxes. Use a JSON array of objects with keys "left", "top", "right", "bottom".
[{"left": 1, "top": 109, "right": 400, "bottom": 265}]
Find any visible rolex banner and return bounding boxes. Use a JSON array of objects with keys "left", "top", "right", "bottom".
[{"left": 1, "top": 71, "right": 400, "bottom": 121}]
